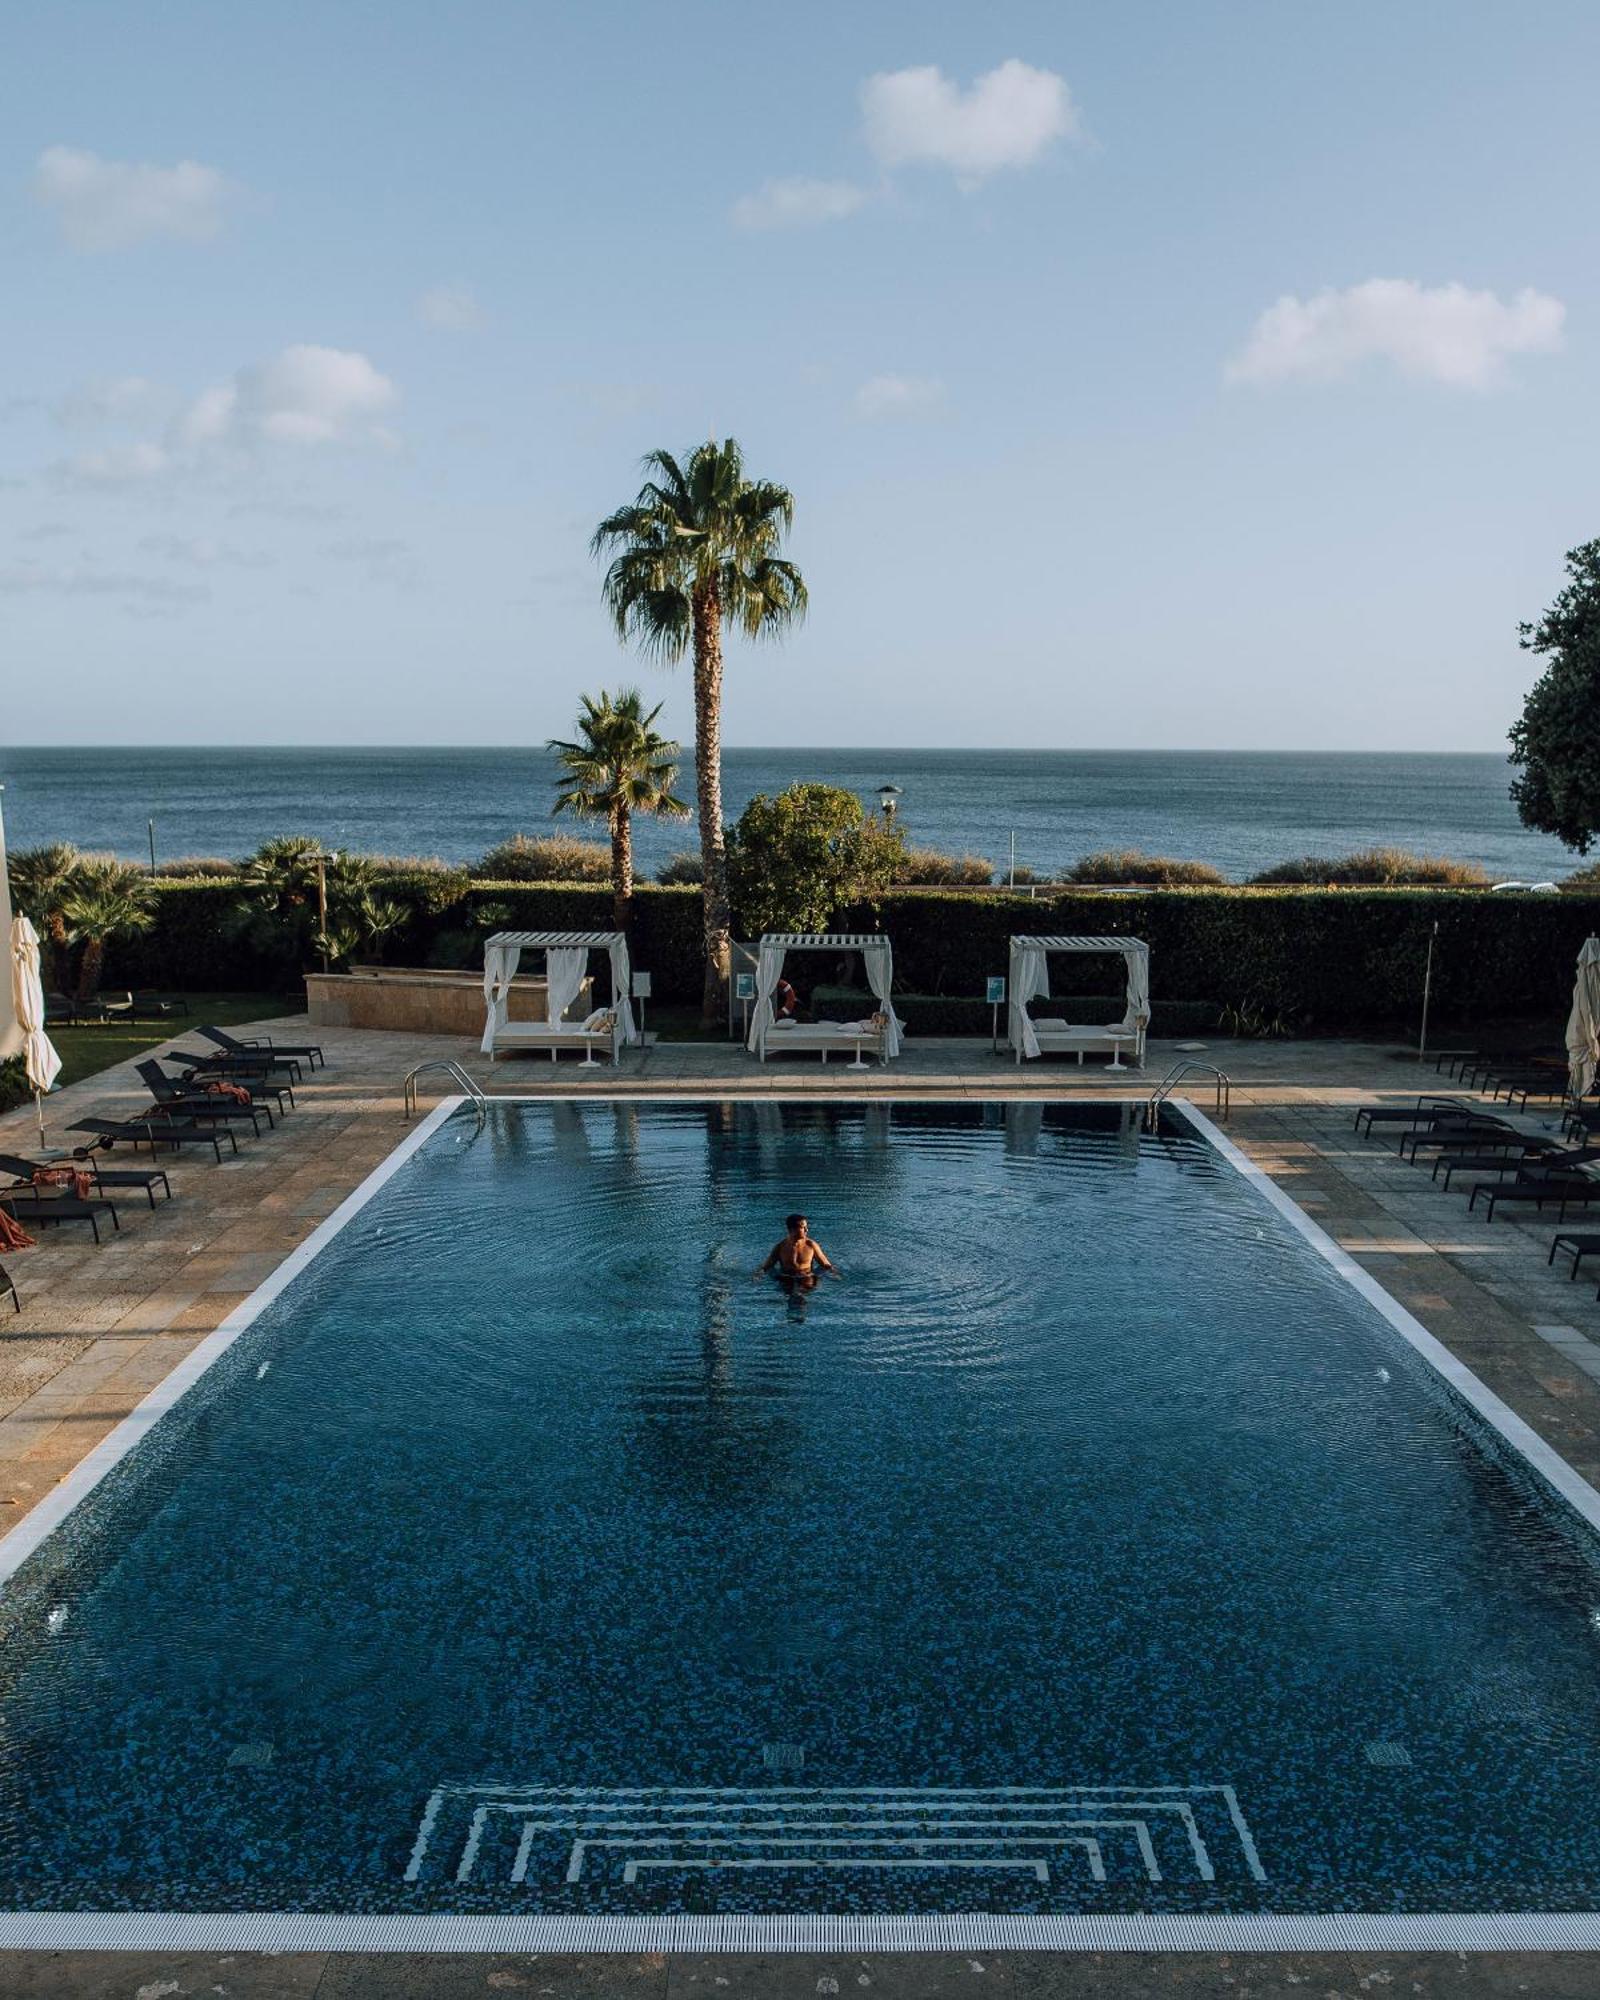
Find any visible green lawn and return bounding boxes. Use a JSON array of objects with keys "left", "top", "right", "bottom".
[{"left": 46, "top": 992, "right": 303, "bottom": 1090}]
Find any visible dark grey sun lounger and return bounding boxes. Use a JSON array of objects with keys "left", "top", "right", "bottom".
[
  {"left": 1468, "top": 1172, "right": 1600, "bottom": 1224},
  {"left": 135, "top": 1060, "right": 271, "bottom": 1134},
  {"left": 1353, "top": 1098, "right": 1476, "bottom": 1138},
  {"left": 1549, "top": 1232, "right": 1600, "bottom": 1279},
  {"left": 68, "top": 1116, "right": 235, "bottom": 1162},
  {"left": 0, "top": 1152, "right": 171, "bottom": 1208},
  {"left": 0, "top": 1263, "right": 16, "bottom": 1314},
  {"left": 0, "top": 1188, "right": 120, "bottom": 1243},
  {"left": 196, "top": 1024, "right": 325, "bottom": 1071},
  {"left": 164, "top": 1049, "right": 296, "bottom": 1110}
]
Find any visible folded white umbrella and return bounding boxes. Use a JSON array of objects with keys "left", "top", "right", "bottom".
[
  {"left": 1565, "top": 933, "right": 1600, "bottom": 1104},
  {"left": 10, "top": 916, "right": 61, "bottom": 1148}
]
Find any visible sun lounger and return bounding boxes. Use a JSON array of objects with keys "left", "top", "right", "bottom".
[
  {"left": 135, "top": 1061, "right": 269, "bottom": 1135},
  {"left": 1468, "top": 1159, "right": 1600, "bottom": 1223},
  {"left": 131, "top": 990, "right": 190, "bottom": 1020},
  {"left": 168, "top": 1046, "right": 301, "bottom": 1093},
  {"left": 761, "top": 1017, "right": 889, "bottom": 1065},
  {"left": 0, "top": 1188, "right": 120, "bottom": 1243},
  {"left": 68, "top": 1116, "right": 235, "bottom": 1162},
  {"left": 0, "top": 1151, "right": 172, "bottom": 1209},
  {"left": 0, "top": 1262, "right": 15, "bottom": 1315},
  {"left": 195, "top": 1024, "right": 324, "bottom": 1071},
  {"left": 490, "top": 1008, "right": 622, "bottom": 1065},
  {"left": 1353, "top": 1097, "right": 1475, "bottom": 1137},
  {"left": 1549, "top": 1232, "right": 1600, "bottom": 1279},
  {"left": 1023, "top": 1019, "right": 1140, "bottom": 1068},
  {"left": 1396, "top": 1118, "right": 1520, "bottom": 1162}
]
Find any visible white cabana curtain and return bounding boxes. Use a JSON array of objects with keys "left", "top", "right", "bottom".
[
  {"left": 861, "top": 939, "right": 904, "bottom": 1059},
  {"left": 479, "top": 941, "right": 522, "bottom": 1053},
  {"left": 1567, "top": 934, "right": 1600, "bottom": 1102},
  {"left": 11, "top": 916, "right": 60, "bottom": 1147},
  {"left": 1117, "top": 946, "right": 1151, "bottom": 1038},
  {"left": 543, "top": 948, "right": 587, "bottom": 1028},
  {"left": 1010, "top": 943, "right": 1050, "bottom": 1059},
  {"left": 607, "top": 934, "right": 640, "bottom": 1045},
  {"left": 746, "top": 939, "right": 787, "bottom": 1053}
]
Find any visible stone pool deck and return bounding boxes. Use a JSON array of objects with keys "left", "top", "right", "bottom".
[{"left": 3, "top": 1018, "right": 1599, "bottom": 1998}]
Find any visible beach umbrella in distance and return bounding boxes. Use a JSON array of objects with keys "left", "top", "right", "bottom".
[
  {"left": 10, "top": 916, "right": 61, "bottom": 1149},
  {"left": 1566, "top": 934, "right": 1600, "bottom": 1105}
]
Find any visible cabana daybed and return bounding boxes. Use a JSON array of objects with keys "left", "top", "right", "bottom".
[
  {"left": 480, "top": 931, "right": 641, "bottom": 1064},
  {"left": 1008, "top": 935, "right": 1150, "bottom": 1067},
  {"left": 747, "top": 933, "right": 903, "bottom": 1065}
]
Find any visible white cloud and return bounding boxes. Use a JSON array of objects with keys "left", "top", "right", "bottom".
[
  {"left": 1228, "top": 279, "right": 1565, "bottom": 390},
  {"left": 50, "top": 440, "right": 171, "bottom": 487},
  {"left": 854, "top": 373, "right": 947, "bottom": 420},
  {"left": 861, "top": 60, "right": 1078, "bottom": 182},
  {"left": 53, "top": 375, "right": 166, "bottom": 429},
  {"left": 732, "top": 177, "right": 867, "bottom": 230},
  {"left": 32, "top": 145, "right": 237, "bottom": 250},
  {"left": 173, "top": 345, "right": 397, "bottom": 450},
  {"left": 139, "top": 532, "right": 273, "bottom": 570},
  {"left": 0, "top": 557, "right": 207, "bottom": 604},
  {"left": 19, "top": 522, "right": 72, "bottom": 541},
  {"left": 417, "top": 284, "right": 485, "bottom": 331},
  {"left": 322, "top": 535, "right": 420, "bottom": 587}
]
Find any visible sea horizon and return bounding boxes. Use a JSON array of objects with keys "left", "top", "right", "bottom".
[{"left": 0, "top": 743, "right": 1565, "bottom": 885}]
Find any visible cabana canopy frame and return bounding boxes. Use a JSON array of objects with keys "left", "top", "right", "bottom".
[
  {"left": 480, "top": 930, "right": 640, "bottom": 1055},
  {"left": 747, "top": 932, "right": 903, "bottom": 1060},
  {"left": 1008, "top": 934, "right": 1150, "bottom": 1065}
]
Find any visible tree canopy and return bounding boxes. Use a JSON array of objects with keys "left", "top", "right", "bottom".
[
  {"left": 727, "top": 783, "right": 905, "bottom": 937},
  {"left": 1510, "top": 539, "right": 1600, "bottom": 852}
]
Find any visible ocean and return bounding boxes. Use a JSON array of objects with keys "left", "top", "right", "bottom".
[{"left": 0, "top": 746, "right": 1573, "bottom": 885}]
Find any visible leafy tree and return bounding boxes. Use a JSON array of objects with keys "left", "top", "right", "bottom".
[
  {"left": 726, "top": 783, "right": 905, "bottom": 937},
  {"left": 6, "top": 842, "right": 83, "bottom": 990},
  {"left": 593, "top": 438, "right": 806, "bottom": 1018},
  {"left": 227, "top": 835, "right": 326, "bottom": 970},
  {"left": 60, "top": 860, "right": 155, "bottom": 1000},
  {"left": 548, "top": 687, "right": 690, "bottom": 928},
  {"left": 1510, "top": 540, "right": 1600, "bottom": 851}
]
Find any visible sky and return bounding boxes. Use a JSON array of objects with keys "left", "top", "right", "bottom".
[{"left": 3, "top": 0, "right": 1598, "bottom": 752}]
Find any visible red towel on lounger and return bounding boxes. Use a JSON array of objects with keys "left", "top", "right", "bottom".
[
  {"left": 32, "top": 1166, "right": 92, "bottom": 1200},
  {"left": 205, "top": 1081, "right": 252, "bottom": 1105},
  {"left": 0, "top": 1209, "right": 36, "bottom": 1252}
]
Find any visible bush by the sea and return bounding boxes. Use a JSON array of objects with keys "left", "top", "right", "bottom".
[
  {"left": 1250, "top": 848, "right": 1489, "bottom": 887},
  {"left": 472, "top": 833, "right": 612, "bottom": 882},
  {"left": 1062, "top": 850, "right": 1229, "bottom": 887}
]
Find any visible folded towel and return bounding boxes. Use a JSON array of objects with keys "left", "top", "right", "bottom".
[{"left": 581, "top": 1009, "right": 616, "bottom": 1032}]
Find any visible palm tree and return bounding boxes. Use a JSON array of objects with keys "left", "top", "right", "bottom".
[
  {"left": 592, "top": 438, "right": 806, "bottom": 1018},
  {"left": 7, "top": 843, "right": 83, "bottom": 990},
  {"left": 60, "top": 861, "right": 155, "bottom": 1001},
  {"left": 548, "top": 688, "right": 690, "bottom": 929}
]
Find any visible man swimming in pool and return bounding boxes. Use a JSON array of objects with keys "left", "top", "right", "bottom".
[{"left": 756, "top": 1213, "right": 838, "bottom": 1281}]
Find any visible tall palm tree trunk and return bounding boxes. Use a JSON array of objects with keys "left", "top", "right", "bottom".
[
  {"left": 76, "top": 935, "right": 106, "bottom": 1003},
  {"left": 692, "top": 579, "right": 732, "bottom": 1022},
  {"left": 609, "top": 801, "right": 634, "bottom": 933}
]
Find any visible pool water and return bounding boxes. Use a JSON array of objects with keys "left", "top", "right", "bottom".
[{"left": 3, "top": 1098, "right": 1600, "bottom": 1926}]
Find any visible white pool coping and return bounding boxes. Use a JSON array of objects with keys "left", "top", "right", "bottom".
[{"left": 2, "top": 1090, "right": 1599, "bottom": 1957}]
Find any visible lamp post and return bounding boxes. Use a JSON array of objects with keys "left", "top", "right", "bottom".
[
  {"left": 877, "top": 783, "right": 902, "bottom": 824},
  {"left": 147, "top": 818, "right": 157, "bottom": 874}
]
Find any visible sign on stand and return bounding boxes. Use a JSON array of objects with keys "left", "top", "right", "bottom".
[{"left": 987, "top": 975, "right": 1007, "bottom": 1053}]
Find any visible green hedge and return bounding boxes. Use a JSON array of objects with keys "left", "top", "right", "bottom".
[{"left": 100, "top": 877, "right": 1600, "bottom": 1031}]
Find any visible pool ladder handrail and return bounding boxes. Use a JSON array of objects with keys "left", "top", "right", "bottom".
[
  {"left": 1145, "top": 1059, "right": 1231, "bottom": 1129},
  {"left": 403, "top": 1059, "right": 489, "bottom": 1128}
]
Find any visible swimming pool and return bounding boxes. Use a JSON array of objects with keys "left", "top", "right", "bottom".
[{"left": 3, "top": 1096, "right": 1600, "bottom": 1955}]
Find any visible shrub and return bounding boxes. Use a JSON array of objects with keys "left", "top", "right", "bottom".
[
  {"left": 1563, "top": 862, "right": 1600, "bottom": 891},
  {"left": 726, "top": 784, "right": 904, "bottom": 936},
  {"left": 1250, "top": 849, "right": 1489, "bottom": 887},
  {"left": 893, "top": 847, "right": 994, "bottom": 886},
  {"left": 656, "top": 851, "right": 703, "bottom": 885},
  {"left": 472, "top": 834, "right": 611, "bottom": 882},
  {"left": 1063, "top": 850, "right": 1229, "bottom": 887},
  {"left": 0, "top": 1054, "right": 28, "bottom": 1116},
  {"left": 154, "top": 857, "right": 239, "bottom": 878}
]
